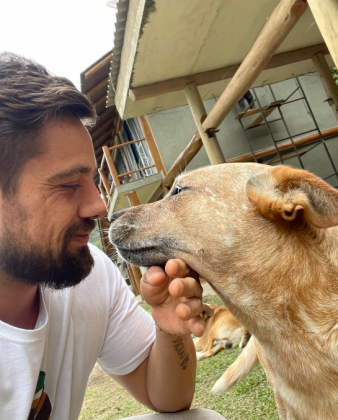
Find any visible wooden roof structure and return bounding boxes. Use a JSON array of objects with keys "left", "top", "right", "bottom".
[
  {"left": 106, "top": 0, "right": 335, "bottom": 120},
  {"left": 80, "top": 51, "right": 118, "bottom": 185},
  {"left": 100, "top": 0, "right": 338, "bottom": 188}
]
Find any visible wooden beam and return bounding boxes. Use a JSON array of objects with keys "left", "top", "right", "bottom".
[
  {"left": 98, "top": 168, "right": 112, "bottom": 200},
  {"left": 94, "top": 134, "right": 114, "bottom": 154},
  {"left": 89, "top": 108, "right": 116, "bottom": 137},
  {"left": 108, "top": 137, "right": 146, "bottom": 150},
  {"left": 93, "top": 95, "right": 108, "bottom": 115},
  {"left": 235, "top": 100, "right": 286, "bottom": 120},
  {"left": 126, "top": 191, "right": 142, "bottom": 296},
  {"left": 102, "top": 146, "right": 120, "bottom": 186},
  {"left": 162, "top": 131, "right": 202, "bottom": 189},
  {"left": 247, "top": 103, "right": 284, "bottom": 128},
  {"left": 117, "top": 165, "right": 156, "bottom": 178},
  {"left": 163, "top": 125, "right": 338, "bottom": 189},
  {"left": 202, "top": 0, "right": 308, "bottom": 134},
  {"left": 91, "top": 118, "right": 115, "bottom": 142},
  {"left": 307, "top": 0, "right": 338, "bottom": 68},
  {"left": 126, "top": 264, "right": 141, "bottom": 296},
  {"left": 82, "top": 54, "right": 112, "bottom": 92},
  {"left": 312, "top": 53, "right": 338, "bottom": 121},
  {"left": 98, "top": 184, "right": 109, "bottom": 209},
  {"left": 129, "top": 43, "right": 328, "bottom": 102},
  {"left": 184, "top": 83, "right": 225, "bottom": 165},
  {"left": 85, "top": 78, "right": 109, "bottom": 103},
  {"left": 226, "top": 127, "right": 338, "bottom": 163},
  {"left": 127, "top": 191, "right": 141, "bottom": 207},
  {"left": 138, "top": 116, "right": 167, "bottom": 176}
]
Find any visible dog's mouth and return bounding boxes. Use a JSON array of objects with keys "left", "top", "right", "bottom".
[
  {"left": 116, "top": 245, "right": 170, "bottom": 267},
  {"left": 112, "top": 237, "right": 187, "bottom": 267}
]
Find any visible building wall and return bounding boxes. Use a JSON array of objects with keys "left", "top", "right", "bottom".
[{"left": 147, "top": 74, "right": 338, "bottom": 186}]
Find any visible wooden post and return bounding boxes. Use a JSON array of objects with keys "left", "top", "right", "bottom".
[
  {"left": 126, "top": 263, "right": 141, "bottom": 296},
  {"left": 117, "top": 133, "right": 137, "bottom": 181},
  {"left": 138, "top": 115, "right": 167, "bottom": 176},
  {"left": 126, "top": 191, "right": 142, "bottom": 295},
  {"left": 102, "top": 145, "right": 121, "bottom": 186},
  {"left": 307, "top": 0, "right": 338, "bottom": 68},
  {"left": 98, "top": 168, "right": 113, "bottom": 200},
  {"left": 127, "top": 191, "right": 141, "bottom": 207},
  {"left": 98, "top": 185, "right": 109, "bottom": 209},
  {"left": 312, "top": 53, "right": 338, "bottom": 121},
  {"left": 202, "top": 0, "right": 308, "bottom": 134},
  {"left": 184, "top": 83, "right": 225, "bottom": 165}
]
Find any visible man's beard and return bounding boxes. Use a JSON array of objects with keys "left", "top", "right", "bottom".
[{"left": 0, "top": 218, "right": 96, "bottom": 290}]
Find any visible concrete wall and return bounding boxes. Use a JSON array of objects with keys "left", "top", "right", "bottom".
[{"left": 147, "top": 73, "right": 338, "bottom": 187}]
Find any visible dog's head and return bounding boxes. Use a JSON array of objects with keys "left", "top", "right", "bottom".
[{"left": 109, "top": 163, "right": 338, "bottom": 310}]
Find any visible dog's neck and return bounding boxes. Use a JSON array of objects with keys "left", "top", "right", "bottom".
[{"left": 202, "top": 226, "right": 338, "bottom": 341}]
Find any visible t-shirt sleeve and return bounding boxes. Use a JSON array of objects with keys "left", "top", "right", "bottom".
[{"left": 96, "top": 251, "right": 156, "bottom": 376}]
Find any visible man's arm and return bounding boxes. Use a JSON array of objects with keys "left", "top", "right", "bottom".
[
  {"left": 110, "top": 330, "right": 196, "bottom": 412},
  {"left": 110, "top": 259, "right": 212, "bottom": 412}
]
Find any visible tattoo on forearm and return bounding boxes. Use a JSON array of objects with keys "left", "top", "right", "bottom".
[{"left": 172, "top": 337, "right": 190, "bottom": 370}]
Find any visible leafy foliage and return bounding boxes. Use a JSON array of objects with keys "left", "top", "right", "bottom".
[
  {"left": 89, "top": 224, "right": 103, "bottom": 251},
  {"left": 331, "top": 67, "right": 338, "bottom": 87}
]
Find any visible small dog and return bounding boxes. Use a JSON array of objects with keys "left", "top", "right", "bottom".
[
  {"left": 109, "top": 163, "right": 338, "bottom": 420},
  {"left": 194, "top": 304, "right": 250, "bottom": 361}
]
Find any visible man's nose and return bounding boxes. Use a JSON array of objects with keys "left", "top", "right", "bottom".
[
  {"left": 79, "top": 183, "right": 107, "bottom": 220},
  {"left": 90, "top": 195, "right": 107, "bottom": 220}
]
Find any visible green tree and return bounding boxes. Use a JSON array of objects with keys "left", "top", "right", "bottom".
[
  {"left": 331, "top": 67, "right": 338, "bottom": 87},
  {"left": 89, "top": 224, "right": 103, "bottom": 251}
]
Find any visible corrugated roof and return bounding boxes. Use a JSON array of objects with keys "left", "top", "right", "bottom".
[
  {"left": 106, "top": 0, "right": 130, "bottom": 108},
  {"left": 105, "top": 0, "right": 330, "bottom": 119}
]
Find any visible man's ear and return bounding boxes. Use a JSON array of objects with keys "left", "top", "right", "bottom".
[{"left": 246, "top": 165, "right": 338, "bottom": 228}]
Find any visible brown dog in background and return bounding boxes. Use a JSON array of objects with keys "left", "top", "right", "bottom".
[
  {"left": 194, "top": 304, "right": 250, "bottom": 361},
  {"left": 110, "top": 163, "right": 338, "bottom": 420}
]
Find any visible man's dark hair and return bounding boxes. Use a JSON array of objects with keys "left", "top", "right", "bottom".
[{"left": 0, "top": 52, "right": 97, "bottom": 195}]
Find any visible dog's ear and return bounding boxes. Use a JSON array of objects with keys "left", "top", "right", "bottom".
[{"left": 246, "top": 165, "right": 338, "bottom": 228}]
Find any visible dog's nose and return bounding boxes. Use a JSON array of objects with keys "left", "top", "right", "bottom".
[{"left": 111, "top": 210, "right": 125, "bottom": 223}]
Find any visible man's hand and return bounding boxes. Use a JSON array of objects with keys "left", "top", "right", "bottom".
[{"left": 141, "top": 259, "right": 213, "bottom": 337}]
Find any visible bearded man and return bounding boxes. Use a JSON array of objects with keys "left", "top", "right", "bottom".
[{"left": 0, "top": 53, "right": 225, "bottom": 420}]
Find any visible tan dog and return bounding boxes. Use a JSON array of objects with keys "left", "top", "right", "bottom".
[
  {"left": 109, "top": 163, "right": 338, "bottom": 420},
  {"left": 194, "top": 304, "right": 250, "bottom": 361}
]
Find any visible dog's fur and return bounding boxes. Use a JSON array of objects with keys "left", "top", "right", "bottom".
[
  {"left": 109, "top": 163, "right": 338, "bottom": 420},
  {"left": 194, "top": 304, "right": 250, "bottom": 361}
]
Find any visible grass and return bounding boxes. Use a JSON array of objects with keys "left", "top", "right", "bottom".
[{"left": 79, "top": 294, "right": 278, "bottom": 420}]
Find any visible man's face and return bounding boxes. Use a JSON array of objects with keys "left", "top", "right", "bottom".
[{"left": 0, "top": 116, "right": 107, "bottom": 289}]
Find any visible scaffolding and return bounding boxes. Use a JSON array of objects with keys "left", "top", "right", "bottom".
[{"left": 236, "top": 77, "right": 338, "bottom": 187}]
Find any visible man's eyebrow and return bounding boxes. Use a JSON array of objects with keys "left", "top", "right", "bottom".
[{"left": 46, "top": 165, "right": 97, "bottom": 183}]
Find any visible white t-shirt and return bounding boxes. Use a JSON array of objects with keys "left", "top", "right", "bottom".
[{"left": 0, "top": 244, "right": 156, "bottom": 420}]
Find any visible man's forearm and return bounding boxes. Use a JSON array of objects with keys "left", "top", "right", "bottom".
[{"left": 146, "top": 329, "right": 197, "bottom": 412}]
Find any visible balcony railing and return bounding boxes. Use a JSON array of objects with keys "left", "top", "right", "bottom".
[{"left": 98, "top": 115, "right": 167, "bottom": 210}]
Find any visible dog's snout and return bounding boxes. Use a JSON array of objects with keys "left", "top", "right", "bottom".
[{"left": 110, "top": 210, "right": 125, "bottom": 223}]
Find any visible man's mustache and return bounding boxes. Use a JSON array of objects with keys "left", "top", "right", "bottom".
[{"left": 64, "top": 219, "right": 97, "bottom": 243}]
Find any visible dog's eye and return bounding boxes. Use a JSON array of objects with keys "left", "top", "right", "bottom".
[{"left": 171, "top": 185, "right": 187, "bottom": 196}]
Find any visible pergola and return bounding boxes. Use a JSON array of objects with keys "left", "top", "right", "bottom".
[
  {"left": 93, "top": 0, "right": 338, "bottom": 293},
  {"left": 106, "top": 0, "right": 338, "bottom": 184}
]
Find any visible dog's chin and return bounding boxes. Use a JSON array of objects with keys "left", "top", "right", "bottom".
[{"left": 117, "top": 247, "right": 170, "bottom": 267}]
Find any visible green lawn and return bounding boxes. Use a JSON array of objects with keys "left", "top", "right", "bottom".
[{"left": 80, "top": 295, "right": 278, "bottom": 420}]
